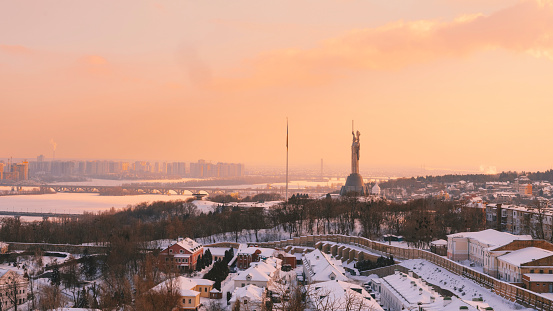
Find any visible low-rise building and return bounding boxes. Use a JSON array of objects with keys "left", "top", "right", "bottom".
[
  {"left": 497, "top": 247, "right": 553, "bottom": 283},
  {"left": 236, "top": 246, "right": 275, "bottom": 270},
  {"left": 373, "top": 270, "right": 479, "bottom": 311},
  {"left": 302, "top": 249, "right": 348, "bottom": 283},
  {"left": 158, "top": 238, "right": 203, "bottom": 272},
  {"left": 0, "top": 269, "right": 28, "bottom": 310},
  {"left": 523, "top": 273, "right": 553, "bottom": 293},
  {"left": 308, "top": 280, "right": 383, "bottom": 311},
  {"left": 234, "top": 260, "right": 279, "bottom": 289},
  {"left": 447, "top": 229, "right": 531, "bottom": 266},
  {"left": 229, "top": 284, "right": 266, "bottom": 311},
  {"left": 150, "top": 276, "right": 215, "bottom": 310}
]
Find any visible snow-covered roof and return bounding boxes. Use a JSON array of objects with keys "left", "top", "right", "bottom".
[
  {"left": 237, "top": 245, "right": 275, "bottom": 258},
  {"left": 430, "top": 239, "right": 447, "bottom": 246},
  {"left": 151, "top": 276, "right": 213, "bottom": 296},
  {"left": 249, "top": 260, "right": 278, "bottom": 277},
  {"left": 229, "top": 285, "right": 264, "bottom": 303},
  {"left": 448, "top": 229, "right": 532, "bottom": 248},
  {"left": 377, "top": 271, "right": 476, "bottom": 310},
  {"left": 310, "top": 280, "right": 383, "bottom": 311},
  {"left": 524, "top": 273, "right": 553, "bottom": 282},
  {"left": 174, "top": 237, "right": 202, "bottom": 253},
  {"left": 234, "top": 266, "right": 272, "bottom": 282},
  {"left": 205, "top": 247, "right": 229, "bottom": 257},
  {"left": 303, "top": 249, "right": 348, "bottom": 282},
  {"left": 498, "top": 247, "right": 553, "bottom": 266}
]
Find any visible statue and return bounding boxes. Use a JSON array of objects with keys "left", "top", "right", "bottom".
[
  {"left": 351, "top": 130, "right": 360, "bottom": 174},
  {"left": 341, "top": 125, "right": 367, "bottom": 196}
]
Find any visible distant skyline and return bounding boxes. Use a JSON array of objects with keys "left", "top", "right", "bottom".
[{"left": 2, "top": 0, "right": 553, "bottom": 173}]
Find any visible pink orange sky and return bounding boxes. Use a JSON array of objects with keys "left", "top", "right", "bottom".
[{"left": 2, "top": 0, "right": 553, "bottom": 173}]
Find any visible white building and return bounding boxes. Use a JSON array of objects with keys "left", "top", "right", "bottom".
[
  {"left": 497, "top": 247, "right": 553, "bottom": 283},
  {"left": 234, "top": 260, "right": 280, "bottom": 289},
  {"left": 308, "top": 280, "right": 383, "bottom": 311},
  {"left": 447, "top": 229, "right": 532, "bottom": 266},
  {"left": 373, "top": 270, "right": 480, "bottom": 311},
  {"left": 229, "top": 284, "right": 266, "bottom": 311},
  {"left": 302, "top": 249, "right": 348, "bottom": 283}
]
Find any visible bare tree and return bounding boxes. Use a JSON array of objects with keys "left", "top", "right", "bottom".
[
  {"left": 37, "top": 283, "right": 67, "bottom": 311},
  {"left": 134, "top": 275, "right": 180, "bottom": 311}
]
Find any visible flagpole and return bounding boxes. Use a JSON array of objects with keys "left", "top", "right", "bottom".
[{"left": 286, "top": 118, "right": 289, "bottom": 203}]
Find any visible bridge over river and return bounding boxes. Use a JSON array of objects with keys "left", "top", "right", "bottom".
[
  {"left": 37, "top": 184, "right": 300, "bottom": 196},
  {"left": 0, "top": 210, "right": 82, "bottom": 220}
]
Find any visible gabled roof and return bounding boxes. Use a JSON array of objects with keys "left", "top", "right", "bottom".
[
  {"left": 235, "top": 266, "right": 272, "bottom": 282},
  {"left": 498, "top": 247, "right": 553, "bottom": 266},
  {"left": 310, "top": 280, "right": 383, "bottom": 311},
  {"left": 151, "top": 276, "right": 213, "bottom": 297},
  {"left": 229, "top": 285, "right": 264, "bottom": 303},
  {"left": 303, "top": 249, "right": 347, "bottom": 282},
  {"left": 173, "top": 237, "right": 203, "bottom": 253}
]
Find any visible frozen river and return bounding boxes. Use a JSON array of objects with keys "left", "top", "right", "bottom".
[{"left": 0, "top": 192, "right": 194, "bottom": 215}]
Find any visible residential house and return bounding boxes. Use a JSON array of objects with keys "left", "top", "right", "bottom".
[
  {"left": 308, "top": 280, "right": 383, "bottom": 311},
  {"left": 229, "top": 284, "right": 266, "bottom": 311},
  {"left": 0, "top": 269, "right": 28, "bottom": 310},
  {"left": 150, "top": 276, "right": 215, "bottom": 310},
  {"left": 302, "top": 249, "right": 348, "bottom": 283},
  {"left": 159, "top": 238, "right": 203, "bottom": 272},
  {"left": 236, "top": 246, "right": 275, "bottom": 270},
  {"left": 234, "top": 260, "right": 279, "bottom": 289}
]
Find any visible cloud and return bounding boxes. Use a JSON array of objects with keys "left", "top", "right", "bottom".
[
  {"left": 210, "top": 0, "right": 553, "bottom": 90},
  {"left": 76, "top": 55, "right": 111, "bottom": 75},
  {"left": 0, "top": 44, "right": 33, "bottom": 56}
]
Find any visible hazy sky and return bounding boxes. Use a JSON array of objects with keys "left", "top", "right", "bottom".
[{"left": 2, "top": 0, "right": 553, "bottom": 173}]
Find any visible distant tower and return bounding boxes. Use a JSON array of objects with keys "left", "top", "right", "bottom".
[{"left": 320, "top": 158, "right": 323, "bottom": 180}]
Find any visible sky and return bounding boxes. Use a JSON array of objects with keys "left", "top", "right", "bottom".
[{"left": 2, "top": 0, "right": 553, "bottom": 173}]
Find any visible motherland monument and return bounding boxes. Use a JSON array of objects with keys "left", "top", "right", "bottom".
[{"left": 340, "top": 123, "right": 369, "bottom": 196}]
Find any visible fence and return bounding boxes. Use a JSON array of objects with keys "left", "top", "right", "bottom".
[{"left": 254, "top": 234, "right": 553, "bottom": 310}]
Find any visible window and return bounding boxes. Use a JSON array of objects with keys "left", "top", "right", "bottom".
[
  {"left": 188, "top": 299, "right": 191, "bottom": 304},
  {"left": 531, "top": 270, "right": 535, "bottom": 273},
  {"left": 183, "top": 299, "right": 186, "bottom": 304},
  {"left": 169, "top": 249, "right": 173, "bottom": 254},
  {"left": 541, "top": 270, "right": 544, "bottom": 274},
  {"left": 205, "top": 288, "right": 207, "bottom": 292},
  {"left": 244, "top": 300, "right": 248, "bottom": 304},
  {"left": 180, "top": 250, "right": 184, "bottom": 254}
]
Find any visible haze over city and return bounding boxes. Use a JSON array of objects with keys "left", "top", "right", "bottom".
[{"left": 3, "top": 0, "right": 553, "bottom": 172}]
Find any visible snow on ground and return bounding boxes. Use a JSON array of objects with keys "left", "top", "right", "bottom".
[
  {"left": 192, "top": 200, "right": 219, "bottom": 213},
  {"left": 191, "top": 199, "right": 283, "bottom": 213},
  {"left": 458, "top": 259, "right": 485, "bottom": 274},
  {"left": 401, "top": 259, "right": 533, "bottom": 311}
]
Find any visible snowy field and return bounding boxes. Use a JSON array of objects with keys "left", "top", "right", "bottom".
[{"left": 401, "top": 259, "right": 533, "bottom": 311}]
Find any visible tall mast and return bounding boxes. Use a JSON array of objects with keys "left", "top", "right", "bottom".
[{"left": 286, "top": 118, "right": 289, "bottom": 203}]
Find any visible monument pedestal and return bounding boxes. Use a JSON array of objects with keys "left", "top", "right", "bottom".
[{"left": 340, "top": 173, "right": 368, "bottom": 196}]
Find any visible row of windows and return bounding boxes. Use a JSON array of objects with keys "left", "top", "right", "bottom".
[
  {"left": 164, "top": 257, "right": 189, "bottom": 263},
  {"left": 529, "top": 269, "right": 553, "bottom": 274}
]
